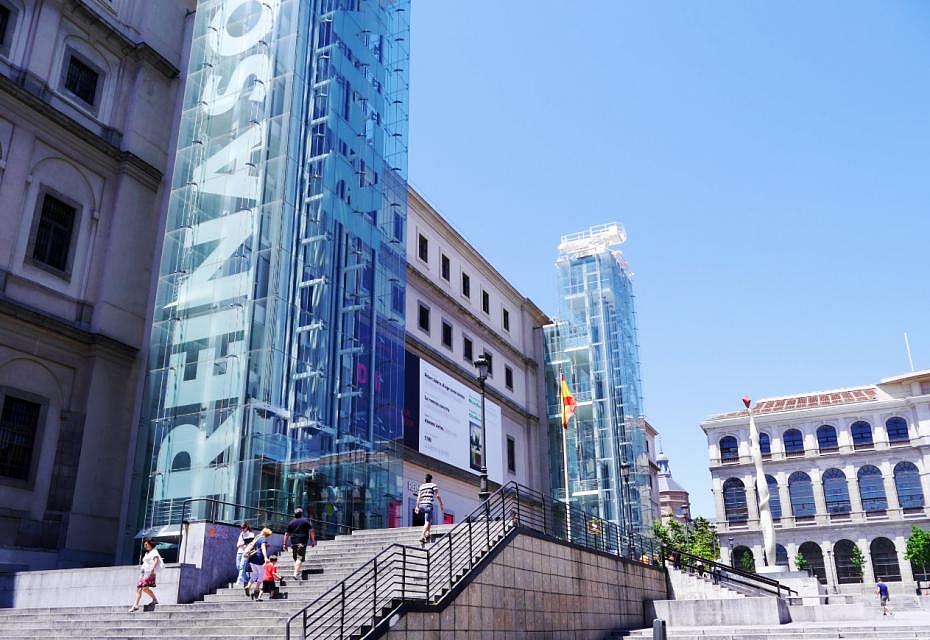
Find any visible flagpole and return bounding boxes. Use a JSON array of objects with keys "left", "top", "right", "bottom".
[{"left": 560, "top": 369, "right": 572, "bottom": 541}]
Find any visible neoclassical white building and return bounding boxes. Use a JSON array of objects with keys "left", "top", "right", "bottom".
[{"left": 702, "top": 370, "right": 930, "bottom": 594}]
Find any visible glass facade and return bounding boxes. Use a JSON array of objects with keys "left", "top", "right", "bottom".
[
  {"left": 128, "top": 0, "right": 410, "bottom": 539},
  {"left": 542, "top": 223, "right": 652, "bottom": 534}
]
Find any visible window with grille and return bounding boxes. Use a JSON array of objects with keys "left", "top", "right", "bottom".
[
  {"left": 851, "top": 421, "right": 873, "bottom": 449},
  {"left": 0, "top": 395, "right": 41, "bottom": 480},
  {"left": 886, "top": 417, "right": 909, "bottom": 444},
  {"left": 788, "top": 471, "right": 816, "bottom": 517},
  {"left": 722, "top": 477, "right": 748, "bottom": 523},
  {"left": 719, "top": 436, "right": 738, "bottom": 462},
  {"left": 822, "top": 468, "right": 851, "bottom": 514},
  {"left": 32, "top": 194, "right": 76, "bottom": 272},
  {"left": 816, "top": 425, "right": 838, "bottom": 452},
  {"left": 783, "top": 429, "right": 804, "bottom": 456},
  {"left": 857, "top": 465, "right": 887, "bottom": 512},
  {"left": 64, "top": 54, "right": 100, "bottom": 106}
]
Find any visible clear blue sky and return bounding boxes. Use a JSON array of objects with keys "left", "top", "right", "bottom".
[{"left": 407, "top": 1, "right": 930, "bottom": 518}]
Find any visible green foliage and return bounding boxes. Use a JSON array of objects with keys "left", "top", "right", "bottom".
[
  {"left": 651, "top": 517, "right": 719, "bottom": 562},
  {"left": 794, "top": 551, "right": 808, "bottom": 571},
  {"left": 905, "top": 526, "right": 930, "bottom": 573},
  {"left": 738, "top": 550, "right": 755, "bottom": 572},
  {"left": 850, "top": 544, "right": 865, "bottom": 574}
]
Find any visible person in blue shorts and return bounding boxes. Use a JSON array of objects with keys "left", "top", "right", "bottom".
[
  {"left": 876, "top": 577, "right": 892, "bottom": 616},
  {"left": 414, "top": 473, "right": 444, "bottom": 546}
]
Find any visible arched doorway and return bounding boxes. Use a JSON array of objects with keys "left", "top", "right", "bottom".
[
  {"left": 870, "top": 537, "right": 902, "bottom": 582},
  {"left": 775, "top": 544, "right": 789, "bottom": 567},
  {"left": 798, "top": 541, "right": 827, "bottom": 584},
  {"left": 733, "top": 545, "right": 755, "bottom": 572},
  {"left": 833, "top": 539, "right": 863, "bottom": 584}
]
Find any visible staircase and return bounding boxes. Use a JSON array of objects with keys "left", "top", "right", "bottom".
[
  {"left": 665, "top": 564, "right": 746, "bottom": 600},
  {"left": 618, "top": 620, "right": 930, "bottom": 639},
  {"left": 0, "top": 525, "right": 454, "bottom": 639}
]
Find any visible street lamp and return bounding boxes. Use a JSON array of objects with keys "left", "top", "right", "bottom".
[
  {"left": 473, "top": 355, "right": 491, "bottom": 504},
  {"left": 728, "top": 535, "right": 735, "bottom": 568}
]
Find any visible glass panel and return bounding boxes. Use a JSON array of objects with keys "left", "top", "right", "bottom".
[
  {"left": 759, "top": 432, "right": 771, "bottom": 456},
  {"left": 822, "top": 468, "right": 851, "bottom": 514},
  {"left": 894, "top": 462, "right": 924, "bottom": 508},
  {"left": 852, "top": 421, "right": 873, "bottom": 447},
  {"left": 723, "top": 478, "right": 748, "bottom": 523},
  {"left": 783, "top": 429, "right": 804, "bottom": 454},
  {"left": 817, "top": 425, "right": 838, "bottom": 451},
  {"left": 789, "top": 471, "right": 816, "bottom": 517},
  {"left": 766, "top": 475, "right": 782, "bottom": 519},
  {"left": 886, "top": 417, "right": 909, "bottom": 443},
  {"left": 858, "top": 466, "right": 887, "bottom": 512}
]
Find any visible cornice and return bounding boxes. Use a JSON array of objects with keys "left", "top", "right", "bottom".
[
  {"left": 701, "top": 397, "right": 925, "bottom": 432},
  {"left": 406, "top": 265, "right": 539, "bottom": 371}
]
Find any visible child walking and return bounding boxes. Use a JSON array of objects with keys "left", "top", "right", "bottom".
[{"left": 258, "top": 555, "right": 280, "bottom": 601}]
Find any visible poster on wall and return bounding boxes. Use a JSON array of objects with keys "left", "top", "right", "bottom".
[{"left": 417, "top": 359, "right": 503, "bottom": 484}]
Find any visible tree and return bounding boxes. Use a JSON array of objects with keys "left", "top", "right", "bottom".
[
  {"left": 651, "top": 517, "right": 719, "bottom": 562},
  {"left": 905, "top": 526, "right": 930, "bottom": 576},
  {"left": 850, "top": 544, "right": 865, "bottom": 577},
  {"left": 794, "top": 551, "right": 808, "bottom": 571},
  {"left": 738, "top": 550, "right": 755, "bottom": 572},
  {"left": 688, "top": 518, "right": 720, "bottom": 561}
]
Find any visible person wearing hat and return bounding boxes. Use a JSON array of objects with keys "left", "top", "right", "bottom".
[{"left": 283, "top": 508, "right": 316, "bottom": 581}]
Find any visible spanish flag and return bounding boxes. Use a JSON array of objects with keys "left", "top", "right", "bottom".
[{"left": 560, "top": 374, "right": 576, "bottom": 429}]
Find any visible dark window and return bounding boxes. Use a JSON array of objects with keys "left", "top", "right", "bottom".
[
  {"left": 886, "top": 417, "right": 909, "bottom": 444},
  {"left": 857, "top": 465, "right": 887, "bottom": 512},
  {"left": 504, "top": 365, "right": 513, "bottom": 391},
  {"left": 765, "top": 474, "right": 782, "bottom": 519},
  {"left": 461, "top": 272, "right": 470, "bottom": 298},
  {"left": 870, "top": 537, "right": 902, "bottom": 582},
  {"left": 441, "top": 320, "right": 452, "bottom": 349},
  {"left": 417, "top": 303, "right": 429, "bottom": 333},
  {"left": 32, "top": 194, "right": 76, "bottom": 272},
  {"left": 462, "top": 335, "right": 473, "bottom": 362},
  {"left": 502, "top": 308, "right": 510, "bottom": 331},
  {"left": 788, "top": 471, "right": 816, "bottom": 517},
  {"left": 783, "top": 429, "right": 804, "bottom": 456},
  {"left": 799, "top": 541, "right": 827, "bottom": 584},
  {"left": 719, "top": 436, "right": 738, "bottom": 462},
  {"left": 759, "top": 432, "right": 771, "bottom": 457},
  {"left": 417, "top": 233, "right": 428, "bottom": 262},
  {"left": 393, "top": 212, "right": 403, "bottom": 241},
  {"left": 822, "top": 468, "right": 851, "bottom": 514},
  {"left": 834, "top": 540, "right": 863, "bottom": 584},
  {"left": 440, "top": 254, "right": 450, "bottom": 281},
  {"left": 481, "top": 290, "right": 490, "bottom": 314},
  {"left": 64, "top": 54, "right": 100, "bottom": 106},
  {"left": 894, "top": 461, "right": 924, "bottom": 509},
  {"left": 816, "top": 425, "right": 838, "bottom": 452},
  {"left": 506, "top": 437, "right": 515, "bottom": 473},
  {"left": 851, "top": 421, "right": 873, "bottom": 449},
  {"left": 0, "top": 395, "right": 41, "bottom": 480},
  {"left": 390, "top": 284, "right": 404, "bottom": 315},
  {"left": 732, "top": 546, "right": 754, "bottom": 572},
  {"left": 0, "top": 5, "right": 11, "bottom": 49},
  {"left": 722, "top": 477, "right": 747, "bottom": 523},
  {"left": 775, "top": 544, "right": 789, "bottom": 567},
  {"left": 483, "top": 350, "right": 493, "bottom": 376}
]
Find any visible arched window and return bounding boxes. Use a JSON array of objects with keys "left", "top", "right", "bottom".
[
  {"left": 759, "top": 432, "right": 771, "bottom": 458},
  {"left": 799, "top": 541, "right": 827, "bottom": 584},
  {"left": 783, "top": 429, "right": 804, "bottom": 456},
  {"left": 858, "top": 465, "right": 887, "bottom": 512},
  {"left": 723, "top": 478, "right": 748, "bottom": 523},
  {"left": 822, "top": 468, "right": 851, "bottom": 514},
  {"left": 894, "top": 461, "right": 924, "bottom": 509},
  {"left": 886, "top": 417, "right": 910, "bottom": 444},
  {"left": 765, "top": 474, "right": 782, "bottom": 519},
  {"left": 732, "top": 545, "right": 755, "bottom": 572},
  {"left": 816, "top": 425, "right": 838, "bottom": 452},
  {"left": 834, "top": 539, "right": 863, "bottom": 584},
  {"left": 719, "top": 436, "right": 739, "bottom": 462},
  {"left": 851, "top": 421, "right": 873, "bottom": 449},
  {"left": 775, "top": 544, "right": 789, "bottom": 567},
  {"left": 870, "top": 537, "right": 902, "bottom": 582},
  {"left": 171, "top": 451, "right": 191, "bottom": 472},
  {"left": 788, "top": 471, "right": 816, "bottom": 517}
]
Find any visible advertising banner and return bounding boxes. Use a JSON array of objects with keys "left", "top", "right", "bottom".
[{"left": 418, "top": 359, "right": 503, "bottom": 484}]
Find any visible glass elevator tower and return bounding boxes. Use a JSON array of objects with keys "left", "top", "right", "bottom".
[
  {"left": 128, "top": 0, "right": 410, "bottom": 539},
  {"left": 543, "top": 223, "right": 652, "bottom": 534}
]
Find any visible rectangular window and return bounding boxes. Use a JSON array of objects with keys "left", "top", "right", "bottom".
[
  {"left": 417, "top": 303, "right": 430, "bottom": 334},
  {"left": 441, "top": 320, "right": 453, "bottom": 349},
  {"left": 417, "top": 233, "right": 428, "bottom": 263},
  {"left": 440, "top": 254, "right": 450, "bottom": 281},
  {"left": 461, "top": 272, "right": 470, "bottom": 298},
  {"left": 481, "top": 289, "right": 490, "bottom": 314},
  {"left": 483, "top": 350, "right": 493, "bottom": 376},
  {"left": 391, "top": 284, "right": 404, "bottom": 315},
  {"left": 506, "top": 437, "right": 516, "bottom": 473},
  {"left": 64, "top": 54, "right": 100, "bottom": 106},
  {"left": 0, "top": 395, "right": 41, "bottom": 480},
  {"left": 0, "top": 5, "right": 11, "bottom": 51},
  {"left": 505, "top": 365, "right": 513, "bottom": 390},
  {"left": 463, "top": 335, "right": 473, "bottom": 362},
  {"left": 32, "top": 194, "right": 76, "bottom": 272},
  {"left": 393, "top": 212, "right": 403, "bottom": 242},
  {"left": 502, "top": 308, "right": 510, "bottom": 332}
]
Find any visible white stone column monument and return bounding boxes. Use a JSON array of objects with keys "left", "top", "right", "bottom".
[{"left": 744, "top": 396, "right": 777, "bottom": 570}]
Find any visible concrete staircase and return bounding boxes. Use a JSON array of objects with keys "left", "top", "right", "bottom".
[
  {"left": 619, "top": 620, "right": 930, "bottom": 639},
  {"left": 0, "top": 524, "right": 455, "bottom": 639},
  {"left": 664, "top": 564, "right": 746, "bottom": 600}
]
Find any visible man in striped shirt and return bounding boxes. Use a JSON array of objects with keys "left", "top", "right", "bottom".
[{"left": 415, "top": 473, "right": 444, "bottom": 545}]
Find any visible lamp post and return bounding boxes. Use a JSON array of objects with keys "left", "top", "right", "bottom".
[
  {"left": 474, "top": 355, "right": 491, "bottom": 504},
  {"left": 728, "top": 535, "right": 735, "bottom": 568}
]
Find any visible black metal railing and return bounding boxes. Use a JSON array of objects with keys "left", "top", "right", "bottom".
[
  {"left": 181, "top": 498, "right": 353, "bottom": 540},
  {"left": 285, "top": 481, "right": 662, "bottom": 640},
  {"left": 667, "top": 547, "right": 798, "bottom": 598}
]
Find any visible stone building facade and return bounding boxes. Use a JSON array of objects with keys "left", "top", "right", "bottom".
[
  {"left": 0, "top": 0, "right": 194, "bottom": 569},
  {"left": 702, "top": 370, "right": 930, "bottom": 593},
  {"left": 403, "top": 187, "right": 550, "bottom": 523}
]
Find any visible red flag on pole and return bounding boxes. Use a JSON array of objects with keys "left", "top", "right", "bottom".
[{"left": 560, "top": 374, "right": 576, "bottom": 429}]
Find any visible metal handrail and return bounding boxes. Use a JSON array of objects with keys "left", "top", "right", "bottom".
[
  {"left": 667, "top": 547, "right": 798, "bottom": 598},
  {"left": 180, "top": 497, "right": 353, "bottom": 539},
  {"left": 285, "top": 481, "right": 662, "bottom": 640}
]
